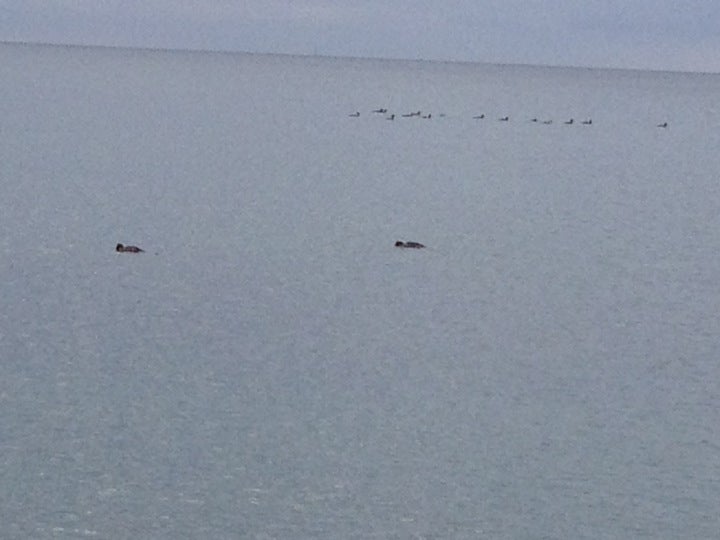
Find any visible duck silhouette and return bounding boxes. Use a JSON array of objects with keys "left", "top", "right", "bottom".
[
  {"left": 116, "top": 243, "right": 144, "bottom": 253},
  {"left": 395, "top": 241, "right": 425, "bottom": 249}
]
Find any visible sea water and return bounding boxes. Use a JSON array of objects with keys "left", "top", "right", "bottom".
[{"left": 1, "top": 42, "right": 719, "bottom": 539}]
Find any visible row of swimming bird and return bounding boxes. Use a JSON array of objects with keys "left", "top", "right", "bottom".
[
  {"left": 350, "top": 109, "right": 434, "bottom": 120},
  {"left": 349, "top": 108, "right": 434, "bottom": 120},
  {"left": 349, "top": 109, "right": 670, "bottom": 127}
]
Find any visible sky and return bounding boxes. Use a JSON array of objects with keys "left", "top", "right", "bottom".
[{"left": 2, "top": 1, "right": 719, "bottom": 73}]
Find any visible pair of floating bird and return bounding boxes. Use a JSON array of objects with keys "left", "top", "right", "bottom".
[
  {"left": 117, "top": 241, "right": 425, "bottom": 253},
  {"left": 528, "top": 118, "right": 591, "bottom": 124},
  {"left": 369, "top": 108, "right": 434, "bottom": 120}
]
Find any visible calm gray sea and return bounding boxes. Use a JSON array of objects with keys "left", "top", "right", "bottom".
[{"left": 1, "top": 42, "right": 719, "bottom": 539}]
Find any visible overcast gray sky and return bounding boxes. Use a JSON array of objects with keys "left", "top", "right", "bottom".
[{"left": 2, "top": 1, "right": 719, "bottom": 73}]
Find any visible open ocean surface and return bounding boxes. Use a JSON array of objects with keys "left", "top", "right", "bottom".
[{"left": 1, "top": 42, "right": 719, "bottom": 539}]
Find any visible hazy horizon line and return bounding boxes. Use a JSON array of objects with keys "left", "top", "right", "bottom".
[{"left": 3, "top": 38, "right": 719, "bottom": 77}]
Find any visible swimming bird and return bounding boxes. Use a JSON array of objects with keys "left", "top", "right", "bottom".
[
  {"left": 395, "top": 241, "right": 425, "bottom": 249},
  {"left": 473, "top": 114, "right": 485, "bottom": 119},
  {"left": 499, "top": 116, "right": 509, "bottom": 122},
  {"left": 564, "top": 118, "right": 574, "bottom": 125},
  {"left": 349, "top": 111, "right": 360, "bottom": 117},
  {"left": 386, "top": 114, "right": 395, "bottom": 121},
  {"left": 116, "top": 243, "right": 144, "bottom": 253},
  {"left": 581, "top": 119, "right": 592, "bottom": 125},
  {"left": 372, "top": 108, "right": 387, "bottom": 114},
  {"left": 658, "top": 122, "right": 668, "bottom": 128}
]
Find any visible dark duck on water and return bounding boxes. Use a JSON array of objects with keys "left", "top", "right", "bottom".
[
  {"left": 116, "top": 243, "right": 144, "bottom": 253},
  {"left": 395, "top": 241, "right": 425, "bottom": 249}
]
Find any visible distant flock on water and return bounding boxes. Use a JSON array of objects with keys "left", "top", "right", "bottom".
[
  {"left": 116, "top": 108, "right": 671, "bottom": 256},
  {"left": 348, "top": 108, "right": 669, "bottom": 128}
]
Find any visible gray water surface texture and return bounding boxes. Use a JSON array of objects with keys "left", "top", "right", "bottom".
[{"left": 1, "top": 43, "right": 719, "bottom": 539}]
